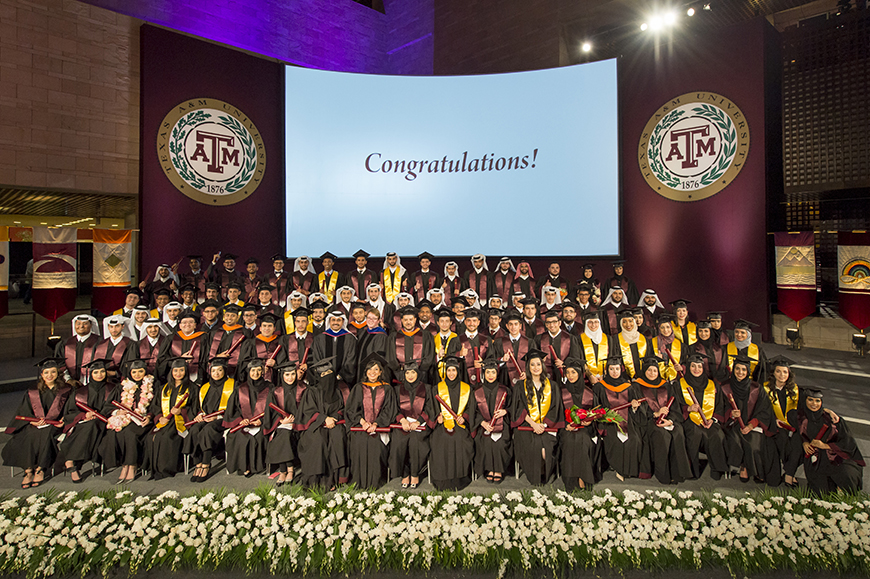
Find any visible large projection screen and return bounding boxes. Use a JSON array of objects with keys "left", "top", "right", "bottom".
[{"left": 285, "top": 59, "right": 619, "bottom": 258}]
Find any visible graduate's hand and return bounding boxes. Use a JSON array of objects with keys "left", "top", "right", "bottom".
[
  {"left": 589, "top": 374, "right": 601, "bottom": 384},
  {"left": 84, "top": 411, "right": 95, "bottom": 421},
  {"left": 280, "top": 415, "right": 294, "bottom": 425},
  {"left": 266, "top": 358, "right": 275, "bottom": 368},
  {"left": 823, "top": 408, "right": 840, "bottom": 424},
  {"left": 437, "top": 414, "right": 444, "bottom": 424},
  {"left": 240, "top": 418, "right": 250, "bottom": 427},
  {"left": 654, "top": 407, "right": 668, "bottom": 418},
  {"left": 501, "top": 352, "right": 510, "bottom": 362},
  {"left": 297, "top": 363, "right": 307, "bottom": 375},
  {"left": 518, "top": 371, "right": 527, "bottom": 382},
  {"left": 138, "top": 280, "right": 147, "bottom": 290},
  {"left": 438, "top": 347, "right": 445, "bottom": 358},
  {"left": 481, "top": 420, "right": 493, "bottom": 432},
  {"left": 565, "top": 423, "right": 577, "bottom": 432},
  {"left": 194, "top": 413, "right": 205, "bottom": 423},
  {"left": 659, "top": 419, "right": 674, "bottom": 428},
  {"left": 731, "top": 409, "right": 741, "bottom": 419},
  {"left": 158, "top": 416, "right": 170, "bottom": 427},
  {"left": 701, "top": 419, "right": 712, "bottom": 430},
  {"left": 674, "top": 364, "right": 684, "bottom": 374},
  {"left": 455, "top": 416, "right": 465, "bottom": 426},
  {"left": 181, "top": 351, "right": 194, "bottom": 359},
  {"left": 631, "top": 399, "right": 643, "bottom": 410},
  {"left": 554, "top": 358, "right": 564, "bottom": 369},
  {"left": 543, "top": 279, "right": 551, "bottom": 287},
  {"left": 494, "top": 408, "right": 507, "bottom": 420},
  {"left": 460, "top": 346, "right": 468, "bottom": 357},
  {"left": 367, "top": 422, "right": 377, "bottom": 434},
  {"left": 810, "top": 439, "right": 830, "bottom": 450},
  {"left": 400, "top": 418, "right": 411, "bottom": 432},
  {"left": 33, "top": 418, "right": 46, "bottom": 427},
  {"left": 531, "top": 422, "right": 545, "bottom": 435},
  {"left": 251, "top": 419, "right": 261, "bottom": 426},
  {"left": 688, "top": 403, "right": 701, "bottom": 413},
  {"left": 473, "top": 359, "right": 482, "bottom": 369},
  {"left": 740, "top": 424, "right": 754, "bottom": 436},
  {"left": 324, "top": 416, "right": 336, "bottom": 429},
  {"left": 170, "top": 281, "right": 177, "bottom": 291},
  {"left": 212, "top": 253, "right": 221, "bottom": 264},
  {"left": 581, "top": 419, "right": 593, "bottom": 427},
  {"left": 359, "top": 419, "right": 370, "bottom": 430},
  {"left": 170, "top": 406, "right": 181, "bottom": 416},
  {"left": 803, "top": 441, "right": 816, "bottom": 455}
]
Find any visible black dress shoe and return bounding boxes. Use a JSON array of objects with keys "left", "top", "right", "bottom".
[{"left": 710, "top": 470, "right": 723, "bottom": 481}]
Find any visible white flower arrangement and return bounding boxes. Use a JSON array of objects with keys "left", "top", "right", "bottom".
[{"left": 0, "top": 487, "right": 868, "bottom": 577}]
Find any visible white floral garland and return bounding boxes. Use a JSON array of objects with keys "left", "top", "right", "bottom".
[
  {"left": 0, "top": 488, "right": 868, "bottom": 578},
  {"left": 106, "top": 376, "right": 154, "bottom": 432}
]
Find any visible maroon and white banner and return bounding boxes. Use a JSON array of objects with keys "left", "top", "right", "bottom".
[
  {"left": 32, "top": 227, "right": 77, "bottom": 323},
  {"left": 838, "top": 232, "right": 870, "bottom": 331},
  {"left": 774, "top": 231, "right": 816, "bottom": 322}
]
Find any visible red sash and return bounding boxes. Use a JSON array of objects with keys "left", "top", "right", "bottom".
[
  {"left": 459, "top": 334, "right": 488, "bottom": 381},
  {"left": 28, "top": 384, "right": 70, "bottom": 421},
  {"left": 286, "top": 333, "right": 314, "bottom": 361},
  {"left": 398, "top": 383, "right": 427, "bottom": 421},
  {"left": 254, "top": 337, "right": 280, "bottom": 382},
  {"left": 604, "top": 307, "right": 619, "bottom": 335},
  {"left": 138, "top": 337, "right": 162, "bottom": 375},
  {"left": 337, "top": 381, "right": 350, "bottom": 405},
  {"left": 64, "top": 335, "right": 99, "bottom": 380},
  {"left": 350, "top": 270, "right": 374, "bottom": 296},
  {"left": 395, "top": 330, "right": 424, "bottom": 365},
  {"left": 604, "top": 386, "right": 630, "bottom": 421},
  {"left": 207, "top": 329, "right": 242, "bottom": 371},
  {"left": 501, "top": 335, "right": 528, "bottom": 384},
  {"left": 539, "top": 332, "right": 571, "bottom": 376},
  {"left": 362, "top": 385, "right": 386, "bottom": 423},
  {"left": 474, "top": 384, "right": 508, "bottom": 432},
  {"left": 412, "top": 271, "right": 437, "bottom": 302},
  {"left": 238, "top": 383, "right": 269, "bottom": 420},
  {"left": 93, "top": 337, "right": 131, "bottom": 371},
  {"left": 468, "top": 270, "right": 488, "bottom": 300},
  {"left": 293, "top": 272, "right": 314, "bottom": 293},
  {"left": 268, "top": 272, "right": 289, "bottom": 305},
  {"left": 494, "top": 271, "right": 514, "bottom": 300},
  {"left": 443, "top": 277, "right": 461, "bottom": 305},
  {"left": 171, "top": 333, "right": 204, "bottom": 378}
]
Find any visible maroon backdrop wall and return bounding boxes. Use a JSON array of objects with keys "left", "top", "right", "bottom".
[{"left": 139, "top": 25, "right": 285, "bottom": 275}]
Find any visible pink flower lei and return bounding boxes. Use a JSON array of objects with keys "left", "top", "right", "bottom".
[{"left": 106, "top": 375, "right": 154, "bottom": 431}]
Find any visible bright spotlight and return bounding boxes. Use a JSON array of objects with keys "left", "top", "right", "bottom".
[
  {"left": 581, "top": 42, "right": 592, "bottom": 52},
  {"left": 687, "top": 7, "right": 695, "bottom": 16},
  {"left": 664, "top": 11, "right": 678, "bottom": 25},
  {"left": 640, "top": 22, "right": 649, "bottom": 31},
  {"left": 703, "top": 3, "right": 711, "bottom": 10},
  {"left": 649, "top": 16, "right": 663, "bottom": 30}
]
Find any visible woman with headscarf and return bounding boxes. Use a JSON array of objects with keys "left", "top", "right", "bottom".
[
  {"left": 186, "top": 356, "right": 234, "bottom": 482},
  {"left": 346, "top": 352, "right": 397, "bottom": 489},
  {"left": 649, "top": 314, "right": 684, "bottom": 382},
  {"left": 726, "top": 319, "right": 767, "bottom": 383},
  {"left": 679, "top": 352, "right": 728, "bottom": 480},
  {"left": 61, "top": 358, "right": 117, "bottom": 482},
  {"left": 578, "top": 263, "right": 601, "bottom": 306},
  {"left": 799, "top": 387, "right": 864, "bottom": 494},
  {"left": 762, "top": 356, "right": 803, "bottom": 487},
  {"left": 296, "top": 356, "right": 348, "bottom": 489},
  {"left": 222, "top": 358, "right": 270, "bottom": 476},
  {"left": 390, "top": 362, "right": 432, "bottom": 489},
  {"left": 427, "top": 355, "right": 477, "bottom": 490},
  {"left": 511, "top": 349, "right": 563, "bottom": 485},
  {"left": 473, "top": 359, "right": 512, "bottom": 484},
  {"left": 689, "top": 320, "right": 728, "bottom": 383},
  {"left": 720, "top": 354, "right": 777, "bottom": 484},
  {"left": 632, "top": 356, "right": 691, "bottom": 484},
  {"left": 264, "top": 361, "right": 304, "bottom": 485},
  {"left": 142, "top": 357, "right": 193, "bottom": 479},
  {"left": 3, "top": 357, "right": 72, "bottom": 488},
  {"left": 100, "top": 357, "right": 155, "bottom": 482},
  {"left": 579, "top": 312, "right": 608, "bottom": 384},
  {"left": 560, "top": 357, "right": 601, "bottom": 490},
  {"left": 612, "top": 310, "right": 648, "bottom": 379},
  {"left": 594, "top": 356, "right": 644, "bottom": 480}
]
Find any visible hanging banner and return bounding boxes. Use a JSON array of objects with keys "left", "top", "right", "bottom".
[
  {"left": 92, "top": 228, "right": 133, "bottom": 315},
  {"left": 838, "top": 231, "right": 870, "bottom": 331},
  {"left": 32, "top": 226, "right": 77, "bottom": 323},
  {"left": 0, "top": 226, "right": 8, "bottom": 320},
  {"left": 774, "top": 231, "right": 816, "bottom": 322}
]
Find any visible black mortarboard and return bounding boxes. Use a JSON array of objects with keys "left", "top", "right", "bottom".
[
  {"left": 575, "top": 283, "right": 592, "bottom": 292},
  {"left": 488, "top": 308, "right": 503, "bottom": 318},
  {"left": 209, "top": 356, "right": 229, "bottom": 367},
  {"left": 200, "top": 299, "right": 221, "bottom": 310},
  {"left": 257, "top": 284, "right": 275, "bottom": 293},
  {"left": 482, "top": 359, "right": 500, "bottom": 370},
  {"left": 685, "top": 352, "right": 710, "bottom": 364},
  {"left": 656, "top": 313, "right": 676, "bottom": 325},
  {"left": 361, "top": 351, "right": 387, "bottom": 370},
  {"left": 696, "top": 319, "right": 712, "bottom": 329},
  {"left": 226, "top": 281, "right": 243, "bottom": 291},
  {"left": 442, "top": 355, "right": 463, "bottom": 368},
  {"left": 179, "top": 284, "right": 195, "bottom": 294},
  {"left": 187, "top": 254, "right": 203, "bottom": 261},
  {"left": 83, "top": 358, "right": 113, "bottom": 370},
  {"left": 246, "top": 358, "right": 266, "bottom": 369},
  {"left": 670, "top": 298, "right": 691, "bottom": 309},
  {"left": 804, "top": 386, "right": 824, "bottom": 399},
  {"left": 353, "top": 249, "right": 370, "bottom": 259},
  {"left": 581, "top": 263, "right": 595, "bottom": 270},
  {"left": 309, "top": 299, "right": 328, "bottom": 311},
  {"left": 205, "top": 282, "right": 221, "bottom": 291},
  {"left": 706, "top": 311, "right": 726, "bottom": 319},
  {"left": 463, "top": 308, "right": 483, "bottom": 319},
  {"left": 124, "top": 357, "right": 147, "bottom": 371},
  {"left": 292, "top": 307, "right": 311, "bottom": 318},
  {"left": 241, "top": 304, "right": 257, "bottom": 313},
  {"left": 258, "top": 312, "right": 279, "bottom": 325},
  {"left": 245, "top": 257, "right": 259, "bottom": 265},
  {"left": 125, "top": 287, "right": 142, "bottom": 296},
  {"left": 274, "top": 360, "right": 298, "bottom": 371},
  {"left": 271, "top": 253, "right": 289, "bottom": 262},
  {"left": 520, "top": 297, "right": 538, "bottom": 306},
  {"left": 730, "top": 354, "right": 755, "bottom": 368},
  {"left": 605, "top": 355, "right": 625, "bottom": 366},
  {"left": 543, "top": 309, "right": 561, "bottom": 320},
  {"left": 564, "top": 357, "right": 586, "bottom": 370},
  {"left": 223, "top": 304, "right": 242, "bottom": 315},
  {"left": 617, "top": 309, "right": 636, "bottom": 320},
  {"left": 320, "top": 251, "right": 337, "bottom": 261},
  {"left": 521, "top": 348, "right": 547, "bottom": 362},
  {"left": 436, "top": 309, "right": 454, "bottom": 319},
  {"left": 611, "top": 260, "right": 626, "bottom": 266},
  {"left": 350, "top": 302, "right": 367, "bottom": 311},
  {"left": 398, "top": 306, "right": 419, "bottom": 318},
  {"left": 769, "top": 355, "right": 794, "bottom": 368},
  {"left": 309, "top": 356, "right": 336, "bottom": 373},
  {"left": 416, "top": 299, "right": 435, "bottom": 310},
  {"left": 582, "top": 311, "right": 601, "bottom": 321},
  {"left": 35, "top": 357, "right": 65, "bottom": 369},
  {"left": 167, "top": 356, "right": 190, "bottom": 369},
  {"left": 222, "top": 253, "right": 239, "bottom": 260},
  {"left": 560, "top": 300, "right": 577, "bottom": 310},
  {"left": 503, "top": 310, "right": 523, "bottom": 322},
  {"left": 417, "top": 251, "right": 434, "bottom": 260},
  {"left": 154, "top": 288, "right": 171, "bottom": 297},
  {"left": 401, "top": 361, "right": 420, "bottom": 372},
  {"left": 733, "top": 319, "right": 758, "bottom": 330}
]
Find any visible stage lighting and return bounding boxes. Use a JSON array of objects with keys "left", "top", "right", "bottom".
[
  {"left": 664, "top": 11, "right": 678, "bottom": 25},
  {"left": 649, "top": 16, "right": 663, "bottom": 30},
  {"left": 786, "top": 327, "right": 802, "bottom": 350},
  {"left": 640, "top": 22, "right": 649, "bottom": 31},
  {"left": 853, "top": 333, "right": 867, "bottom": 356},
  {"left": 687, "top": 7, "right": 695, "bottom": 16},
  {"left": 47, "top": 335, "right": 62, "bottom": 351},
  {"left": 703, "top": 3, "right": 711, "bottom": 10},
  {"left": 581, "top": 42, "right": 592, "bottom": 52}
]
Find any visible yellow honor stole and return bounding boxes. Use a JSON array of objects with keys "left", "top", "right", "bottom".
[
  {"left": 618, "top": 334, "right": 648, "bottom": 378},
  {"left": 680, "top": 378, "right": 716, "bottom": 426},
  {"left": 727, "top": 342, "right": 759, "bottom": 375},
  {"left": 198, "top": 378, "right": 235, "bottom": 413},
  {"left": 434, "top": 332, "right": 457, "bottom": 380},
  {"left": 318, "top": 271, "right": 339, "bottom": 302},
  {"left": 651, "top": 337, "right": 682, "bottom": 381},
  {"left": 437, "top": 380, "right": 470, "bottom": 430},
  {"left": 671, "top": 320, "right": 697, "bottom": 345},
  {"left": 764, "top": 381, "right": 799, "bottom": 427},
  {"left": 580, "top": 334, "right": 609, "bottom": 376},
  {"left": 524, "top": 379, "right": 553, "bottom": 424},
  {"left": 383, "top": 268, "right": 404, "bottom": 303},
  {"left": 157, "top": 384, "right": 189, "bottom": 433}
]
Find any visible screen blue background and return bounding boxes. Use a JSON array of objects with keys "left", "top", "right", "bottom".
[{"left": 285, "top": 59, "right": 619, "bottom": 258}]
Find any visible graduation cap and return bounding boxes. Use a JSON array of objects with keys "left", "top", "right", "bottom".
[
  {"left": 487, "top": 307, "right": 504, "bottom": 318},
  {"left": 350, "top": 301, "right": 368, "bottom": 311},
  {"left": 804, "top": 386, "right": 824, "bottom": 399},
  {"left": 706, "top": 311, "right": 726, "bottom": 320},
  {"left": 768, "top": 355, "right": 794, "bottom": 368},
  {"left": 401, "top": 361, "right": 421, "bottom": 372},
  {"left": 258, "top": 312, "right": 280, "bottom": 325},
  {"left": 521, "top": 348, "right": 547, "bottom": 362},
  {"left": 361, "top": 351, "right": 387, "bottom": 370},
  {"left": 435, "top": 309, "right": 454, "bottom": 319},
  {"left": 416, "top": 299, "right": 435, "bottom": 311},
  {"left": 442, "top": 354, "right": 463, "bottom": 368},
  {"left": 398, "top": 306, "right": 419, "bottom": 318},
  {"left": 166, "top": 356, "right": 191, "bottom": 369},
  {"left": 733, "top": 319, "right": 758, "bottom": 330},
  {"left": 482, "top": 359, "right": 500, "bottom": 371},
  {"left": 257, "top": 283, "right": 275, "bottom": 293},
  {"left": 83, "top": 358, "right": 113, "bottom": 371},
  {"left": 582, "top": 310, "right": 601, "bottom": 321},
  {"left": 205, "top": 282, "right": 221, "bottom": 292},
  {"left": 543, "top": 309, "right": 561, "bottom": 320},
  {"left": 271, "top": 253, "right": 289, "bottom": 262},
  {"left": 187, "top": 254, "right": 204, "bottom": 261},
  {"left": 670, "top": 298, "right": 691, "bottom": 309},
  {"left": 320, "top": 251, "right": 337, "bottom": 261},
  {"left": 463, "top": 308, "right": 483, "bottom": 319},
  {"left": 685, "top": 352, "right": 710, "bottom": 364},
  {"left": 640, "top": 355, "right": 663, "bottom": 369},
  {"left": 309, "top": 356, "right": 336, "bottom": 374},
  {"left": 226, "top": 281, "right": 243, "bottom": 291},
  {"left": 245, "top": 257, "right": 259, "bottom": 265},
  {"left": 208, "top": 356, "right": 230, "bottom": 368},
  {"left": 617, "top": 309, "right": 636, "bottom": 320},
  {"left": 574, "top": 283, "right": 592, "bottom": 293},
  {"left": 503, "top": 310, "right": 523, "bottom": 322},
  {"left": 696, "top": 319, "right": 712, "bottom": 329},
  {"left": 604, "top": 355, "right": 625, "bottom": 367},
  {"left": 520, "top": 297, "right": 538, "bottom": 306},
  {"left": 125, "top": 287, "right": 142, "bottom": 297},
  {"left": 241, "top": 304, "right": 258, "bottom": 313},
  {"left": 153, "top": 288, "right": 172, "bottom": 297},
  {"left": 309, "top": 299, "right": 328, "bottom": 311},
  {"left": 35, "top": 357, "right": 65, "bottom": 370},
  {"left": 417, "top": 251, "right": 434, "bottom": 260},
  {"left": 353, "top": 249, "right": 370, "bottom": 259},
  {"left": 611, "top": 260, "right": 626, "bottom": 266},
  {"left": 123, "top": 357, "right": 148, "bottom": 371},
  {"left": 200, "top": 299, "right": 221, "bottom": 311},
  {"left": 246, "top": 358, "right": 266, "bottom": 370},
  {"left": 656, "top": 313, "right": 676, "bottom": 325},
  {"left": 730, "top": 354, "right": 755, "bottom": 369},
  {"left": 179, "top": 283, "right": 196, "bottom": 294},
  {"left": 581, "top": 263, "right": 596, "bottom": 270},
  {"left": 223, "top": 304, "right": 242, "bottom": 314},
  {"left": 222, "top": 253, "right": 239, "bottom": 261},
  {"left": 179, "top": 310, "right": 200, "bottom": 322},
  {"left": 291, "top": 307, "right": 312, "bottom": 318},
  {"left": 274, "top": 360, "right": 298, "bottom": 372},
  {"left": 560, "top": 300, "right": 577, "bottom": 310},
  {"left": 564, "top": 357, "right": 586, "bottom": 370}
]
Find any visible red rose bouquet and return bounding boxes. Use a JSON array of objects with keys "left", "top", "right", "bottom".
[{"left": 565, "top": 405, "right": 626, "bottom": 433}]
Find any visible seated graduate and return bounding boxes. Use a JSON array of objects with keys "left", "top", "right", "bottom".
[
  {"left": 511, "top": 348, "right": 564, "bottom": 485},
  {"left": 427, "top": 355, "right": 477, "bottom": 490},
  {"left": 186, "top": 356, "right": 235, "bottom": 483},
  {"left": 3, "top": 357, "right": 72, "bottom": 489},
  {"left": 720, "top": 354, "right": 777, "bottom": 484},
  {"left": 669, "top": 299, "right": 697, "bottom": 346},
  {"left": 143, "top": 357, "right": 194, "bottom": 480},
  {"left": 594, "top": 356, "right": 643, "bottom": 481},
  {"left": 473, "top": 359, "right": 512, "bottom": 484},
  {"left": 763, "top": 356, "right": 803, "bottom": 487},
  {"left": 346, "top": 352, "right": 397, "bottom": 489},
  {"left": 390, "top": 362, "right": 432, "bottom": 489},
  {"left": 560, "top": 357, "right": 601, "bottom": 491},
  {"left": 387, "top": 305, "right": 436, "bottom": 380},
  {"left": 238, "top": 312, "right": 286, "bottom": 384},
  {"left": 311, "top": 310, "right": 357, "bottom": 385},
  {"left": 679, "top": 352, "right": 729, "bottom": 480},
  {"left": 689, "top": 320, "right": 728, "bottom": 383},
  {"left": 97, "top": 356, "right": 154, "bottom": 482},
  {"left": 632, "top": 356, "right": 692, "bottom": 485},
  {"left": 222, "top": 358, "right": 270, "bottom": 477},
  {"left": 264, "top": 361, "right": 303, "bottom": 486},
  {"left": 354, "top": 307, "right": 390, "bottom": 383},
  {"left": 61, "top": 358, "right": 118, "bottom": 483},
  {"left": 296, "top": 356, "right": 348, "bottom": 488},
  {"left": 726, "top": 319, "right": 767, "bottom": 383},
  {"left": 649, "top": 314, "right": 684, "bottom": 382},
  {"left": 799, "top": 387, "right": 865, "bottom": 494},
  {"left": 612, "top": 309, "right": 649, "bottom": 380}
]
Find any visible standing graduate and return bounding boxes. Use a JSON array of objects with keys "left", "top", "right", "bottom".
[
  {"left": 158, "top": 311, "right": 208, "bottom": 384},
  {"left": 312, "top": 311, "right": 358, "bottom": 383},
  {"left": 296, "top": 356, "right": 349, "bottom": 489},
  {"left": 594, "top": 356, "right": 644, "bottom": 481},
  {"left": 441, "top": 261, "right": 463, "bottom": 306},
  {"left": 347, "top": 250, "right": 376, "bottom": 299},
  {"left": 637, "top": 289, "right": 666, "bottom": 330},
  {"left": 239, "top": 312, "right": 285, "bottom": 383},
  {"left": 611, "top": 310, "right": 649, "bottom": 379},
  {"left": 560, "top": 358, "right": 601, "bottom": 490},
  {"left": 727, "top": 319, "right": 767, "bottom": 383},
  {"left": 799, "top": 387, "right": 865, "bottom": 494},
  {"left": 222, "top": 359, "right": 270, "bottom": 476},
  {"left": 142, "top": 357, "right": 193, "bottom": 480},
  {"left": 604, "top": 260, "right": 639, "bottom": 305},
  {"left": 3, "top": 358, "right": 72, "bottom": 489},
  {"left": 407, "top": 252, "right": 441, "bottom": 303},
  {"left": 649, "top": 314, "right": 684, "bottom": 382},
  {"left": 427, "top": 356, "right": 477, "bottom": 490},
  {"left": 578, "top": 264, "right": 601, "bottom": 306},
  {"left": 679, "top": 353, "right": 729, "bottom": 480},
  {"left": 720, "top": 354, "right": 777, "bottom": 484},
  {"left": 55, "top": 314, "right": 100, "bottom": 382},
  {"left": 346, "top": 352, "right": 398, "bottom": 489},
  {"left": 292, "top": 255, "right": 317, "bottom": 296},
  {"left": 186, "top": 356, "right": 235, "bottom": 483},
  {"left": 473, "top": 359, "right": 512, "bottom": 483},
  {"left": 599, "top": 286, "right": 629, "bottom": 337},
  {"left": 61, "top": 358, "right": 117, "bottom": 482},
  {"left": 689, "top": 320, "right": 728, "bottom": 383},
  {"left": 267, "top": 254, "right": 292, "bottom": 307},
  {"left": 511, "top": 349, "right": 564, "bottom": 485},
  {"left": 390, "top": 362, "right": 431, "bottom": 489},
  {"left": 632, "top": 356, "right": 692, "bottom": 485},
  {"left": 491, "top": 257, "right": 516, "bottom": 302},
  {"left": 317, "top": 252, "right": 342, "bottom": 303},
  {"left": 100, "top": 357, "right": 155, "bottom": 482},
  {"left": 579, "top": 312, "right": 609, "bottom": 385},
  {"left": 536, "top": 310, "right": 579, "bottom": 379},
  {"left": 264, "top": 361, "right": 304, "bottom": 485},
  {"left": 354, "top": 308, "right": 390, "bottom": 382},
  {"left": 763, "top": 356, "right": 803, "bottom": 487}
]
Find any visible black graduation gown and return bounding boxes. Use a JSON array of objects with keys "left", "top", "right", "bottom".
[
  {"left": 511, "top": 378, "right": 564, "bottom": 485},
  {"left": 355, "top": 330, "right": 390, "bottom": 383},
  {"left": 560, "top": 380, "right": 601, "bottom": 489},
  {"left": 426, "top": 379, "right": 477, "bottom": 490},
  {"left": 679, "top": 377, "right": 728, "bottom": 478},
  {"left": 593, "top": 380, "right": 643, "bottom": 478},
  {"left": 472, "top": 381, "right": 513, "bottom": 477},
  {"left": 767, "top": 383, "right": 803, "bottom": 484},
  {"left": 604, "top": 274, "right": 639, "bottom": 305},
  {"left": 98, "top": 379, "right": 153, "bottom": 468},
  {"left": 296, "top": 376, "right": 348, "bottom": 487},
  {"left": 721, "top": 379, "right": 778, "bottom": 481},
  {"left": 312, "top": 330, "right": 358, "bottom": 383},
  {"left": 2, "top": 385, "right": 71, "bottom": 470},
  {"left": 142, "top": 381, "right": 193, "bottom": 479},
  {"left": 222, "top": 380, "right": 270, "bottom": 474},
  {"left": 184, "top": 377, "right": 234, "bottom": 464},
  {"left": 634, "top": 379, "right": 692, "bottom": 484},
  {"left": 389, "top": 381, "right": 432, "bottom": 478},
  {"left": 61, "top": 379, "right": 117, "bottom": 464},
  {"left": 345, "top": 382, "right": 397, "bottom": 489},
  {"left": 264, "top": 381, "right": 303, "bottom": 468},
  {"left": 800, "top": 410, "right": 865, "bottom": 494}
]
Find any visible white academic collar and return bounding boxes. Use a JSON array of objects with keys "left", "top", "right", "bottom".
[
  {"left": 548, "top": 330, "right": 561, "bottom": 339},
  {"left": 110, "top": 335, "right": 124, "bottom": 345},
  {"left": 147, "top": 335, "right": 159, "bottom": 345},
  {"left": 509, "top": 333, "right": 522, "bottom": 341},
  {"left": 76, "top": 333, "right": 92, "bottom": 342},
  {"left": 524, "top": 317, "right": 536, "bottom": 324},
  {"left": 388, "top": 266, "right": 398, "bottom": 272},
  {"left": 295, "top": 331, "right": 308, "bottom": 339},
  {"left": 439, "top": 333, "right": 451, "bottom": 339},
  {"left": 446, "top": 274, "right": 457, "bottom": 281},
  {"left": 123, "top": 306, "right": 133, "bottom": 313},
  {"left": 274, "top": 269, "right": 284, "bottom": 275},
  {"left": 465, "top": 330, "right": 478, "bottom": 339},
  {"left": 191, "top": 269, "right": 202, "bottom": 275},
  {"left": 420, "top": 269, "right": 430, "bottom": 273},
  {"left": 259, "top": 301, "right": 272, "bottom": 307},
  {"left": 473, "top": 267, "right": 484, "bottom": 274},
  {"left": 518, "top": 274, "right": 529, "bottom": 279},
  {"left": 357, "top": 269, "right": 366, "bottom": 274},
  {"left": 245, "top": 323, "right": 257, "bottom": 330}
]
